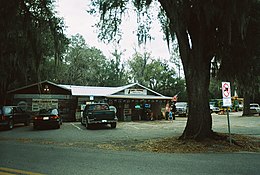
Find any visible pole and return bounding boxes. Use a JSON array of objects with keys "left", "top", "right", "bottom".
[{"left": 226, "top": 108, "right": 232, "bottom": 145}]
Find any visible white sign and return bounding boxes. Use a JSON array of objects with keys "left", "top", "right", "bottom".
[
  {"left": 223, "top": 98, "right": 232, "bottom": 107},
  {"left": 222, "top": 82, "right": 231, "bottom": 98},
  {"left": 125, "top": 89, "right": 147, "bottom": 95},
  {"left": 222, "top": 82, "right": 232, "bottom": 107}
]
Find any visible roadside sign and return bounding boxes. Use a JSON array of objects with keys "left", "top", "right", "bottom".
[
  {"left": 222, "top": 82, "right": 231, "bottom": 98},
  {"left": 221, "top": 81, "right": 232, "bottom": 145},
  {"left": 223, "top": 98, "right": 232, "bottom": 107},
  {"left": 222, "top": 82, "right": 232, "bottom": 107}
]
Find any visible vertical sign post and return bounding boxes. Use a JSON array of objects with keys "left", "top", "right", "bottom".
[{"left": 222, "top": 82, "right": 232, "bottom": 145}]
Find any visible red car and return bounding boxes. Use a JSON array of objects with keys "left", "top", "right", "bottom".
[{"left": 33, "top": 109, "right": 62, "bottom": 129}]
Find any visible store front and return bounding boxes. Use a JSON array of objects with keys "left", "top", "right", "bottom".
[{"left": 7, "top": 81, "right": 172, "bottom": 122}]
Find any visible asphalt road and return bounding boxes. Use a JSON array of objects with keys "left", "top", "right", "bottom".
[
  {"left": 1, "top": 141, "right": 260, "bottom": 175},
  {"left": 0, "top": 112, "right": 260, "bottom": 174}
]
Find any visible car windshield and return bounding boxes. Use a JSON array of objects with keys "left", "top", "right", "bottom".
[
  {"left": 89, "top": 104, "right": 109, "bottom": 111},
  {"left": 176, "top": 103, "right": 187, "bottom": 108},
  {"left": 250, "top": 104, "right": 259, "bottom": 108},
  {"left": 3, "top": 106, "right": 12, "bottom": 115},
  {"left": 39, "top": 109, "right": 58, "bottom": 115}
]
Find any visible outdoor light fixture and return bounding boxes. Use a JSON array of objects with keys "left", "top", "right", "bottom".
[{"left": 43, "top": 85, "right": 50, "bottom": 93}]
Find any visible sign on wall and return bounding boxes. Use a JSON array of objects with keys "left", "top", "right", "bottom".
[
  {"left": 32, "top": 99, "right": 58, "bottom": 111},
  {"left": 124, "top": 89, "right": 147, "bottom": 95}
]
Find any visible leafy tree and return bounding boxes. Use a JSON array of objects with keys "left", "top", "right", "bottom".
[
  {"left": 57, "top": 34, "right": 128, "bottom": 87},
  {"left": 127, "top": 51, "right": 187, "bottom": 99},
  {"left": 104, "top": 49, "right": 129, "bottom": 86},
  {"left": 128, "top": 52, "right": 150, "bottom": 85},
  {"left": 59, "top": 35, "right": 107, "bottom": 86},
  {"left": 217, "top": 0, "right": 260, "bottom": 116},
  {"left": 209, "top": 78, "right": 222, "bottom": 100},
  {"left": 0, "top": 0, "right": 68, "bottom": 104},
  {"left": 89, "top": 0, "right": 254, "bottom": 140}
]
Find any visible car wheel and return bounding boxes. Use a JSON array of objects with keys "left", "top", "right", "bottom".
[
  {"left": 81, "top": 118, "right": 85, "bottom": 126},
  {"left": 111, "top": 122, "right": 117, "bottom": 129},
  {"left": 8, "top": 119, "right": 14, "bottom": 130},
  {"left": 55, "top": 124, "right": 60, "bottom": 129},
  {"left": 86, "top": 121, "right": 91, "bottom": 129}
]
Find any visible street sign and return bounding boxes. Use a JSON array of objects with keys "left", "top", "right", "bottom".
[
  {"left": 222, "top": 82, "right": 232, "bottom": 107},
  {"left": 221, "top": 81, "right": 232, "bottom": 145},
  {"left": 223, "top": 98, "right": 232, "bottom": 107},
  {"left": 222, "top": 82, "right": 231, "bottom": 98}
]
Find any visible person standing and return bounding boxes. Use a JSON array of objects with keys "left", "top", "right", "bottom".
[
  {"left": 171, "top": 102, "right": 176, "bottom": 120},
  {"left": 169, "top": 110, "right": 173, "bottom": 122},
  {"left": 165, "top": 102, "right": 170, "bottom": 120}
]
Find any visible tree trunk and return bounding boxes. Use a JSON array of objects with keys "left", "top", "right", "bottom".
[
  {"left": 158, "top": 0, "right": 216, "bottom": 140},
  {"left": 242, "top": 90, "right": 251, "bottom": 116},
  {"left": 180, "top": 57, "right": 213, "bottom": 140}
]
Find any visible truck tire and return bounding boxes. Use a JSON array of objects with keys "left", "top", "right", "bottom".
[
  {"left": 111, "top": 122, "right": 117, "bottom": 129},
  {"left": 81, "top": 118, "right": 85, "bottom": 126},
  {"left": 86, "top": 121, "right": 91, "bottom": 129}
]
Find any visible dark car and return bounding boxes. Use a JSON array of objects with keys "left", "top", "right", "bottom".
[
  {"left": 0, "top": 106, "right": 31, "bottom": 130},
  {"left": 33, "top": 109, "right": 62, "bottom": 129},
  {"left": 81, "top": 103, "right": 117, "bottom": 129}
]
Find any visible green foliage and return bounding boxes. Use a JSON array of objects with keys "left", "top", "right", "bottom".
[
  {"left": 46, "top": 34, "right": 128, "bottom": 87},
  {"left": 209, "top": 79, "right": 222, "bottom": 99},
  {"left": 127, "top": 51, "right": 187, "bottom": 99},
  {"left": 0, "top": 0, "right": 68, "bottom": 102},
  {"left": 104, "top": 49, "right": 129, "bottom": 86}
]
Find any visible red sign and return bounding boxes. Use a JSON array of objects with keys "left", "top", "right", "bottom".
[{"left": 222, "top": 82, "right": 231, "bottom": 98}]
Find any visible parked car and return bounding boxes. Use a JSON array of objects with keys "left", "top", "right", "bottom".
[
  {"left": 33, "top": 109, "right": 62, "bottom": 129},
  {"left": 81, "top": 103, "right": 117, "bottom": 129},
  {"left": 175, "top": 102, "right": 188, "bottom": 117},
  {"left": 0, "top": 106, "right": 30, "bottom": 130},
  {"left": 209, "top": 103, "right": 220, "bottom": 114},
  {"left": 250, "top": 103, "right": 260, "bottom": 115}
]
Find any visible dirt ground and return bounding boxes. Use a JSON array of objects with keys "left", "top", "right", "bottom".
[
  {"left": 135, "top": 134, "right": 260, "bottom": 153},
  {"left": 100, "top": 112, "right": 260, "bottom": 153}
]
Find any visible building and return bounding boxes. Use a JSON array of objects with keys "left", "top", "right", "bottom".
[{"left": 7, "top": 80, "right": 172, "bottom": 121}]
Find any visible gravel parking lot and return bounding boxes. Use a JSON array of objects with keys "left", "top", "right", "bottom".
[{"left": 1, "top": 111, "right": 259, "bottom": 145}]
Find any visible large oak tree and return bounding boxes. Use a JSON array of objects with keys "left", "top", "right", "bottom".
[
  {"left": 89, "top": 0, "right": 254, "bottom": 140},
  {"left": 0, "top": 0, "right": 68, "bottom": 104}
]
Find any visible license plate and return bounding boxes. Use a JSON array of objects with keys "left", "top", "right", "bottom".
[
  {"left": 102, "top": 120, "right": 107, "bottom": 123},
  {"left": 43, "top": 117, "right": 49, "bottom": 120}
]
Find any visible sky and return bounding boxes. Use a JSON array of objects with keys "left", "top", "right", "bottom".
[{"left": 55, "top": 0, "right": 172, "bottom": 61}]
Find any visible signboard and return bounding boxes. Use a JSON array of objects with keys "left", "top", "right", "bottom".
[
  {"left": 222, "top": 82, "right": 231, "bottom": 98},
  {"left": 223, "top": 98, "right": 232, "bottom": 107},
  {"left": 222, "top": 82, "right": 232, "bottom": 107},
  {"left": 221, "top": 81, "right": 232, "bottom": 145},
  {"left": 124, "top": 89, "right": 147, "bottom": 95},
  {"left": 32, "top": 99, "right": 58, "bottom": 111}
]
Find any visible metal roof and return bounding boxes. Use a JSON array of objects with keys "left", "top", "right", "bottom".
[
  {"left": 8, "top": 81, "right": 172, "bottom": 99},
  {"left": 58, "top": 85, "right": 122, "bottom": 96},
  {"left": 58, "top": 83, "right": 169, "bottom": 98}
]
